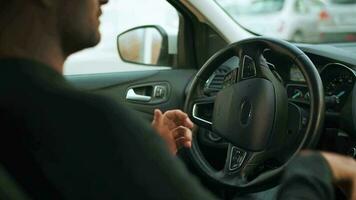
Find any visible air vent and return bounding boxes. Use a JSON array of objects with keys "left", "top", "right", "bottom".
[{"left": 204, "top": 66, "right": 230, "bottom": 94}]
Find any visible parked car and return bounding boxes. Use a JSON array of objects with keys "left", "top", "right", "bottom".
[
  {"left": 319, "top": 0, "right": 356, "bottom": 42},
  {"left": 227, "top": 0, "right": 324, "bottom": 43},
  {"left": 227, "top": 0, "right": 356, "bottom": 43}
]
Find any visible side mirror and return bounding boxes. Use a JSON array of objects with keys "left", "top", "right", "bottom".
[{"left": 117, "top": 25, "right": 170, "bottom": 66}]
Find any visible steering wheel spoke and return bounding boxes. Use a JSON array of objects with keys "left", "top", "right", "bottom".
[
  {"left": 223, "top": 144, "right": 248, "bottom": 173},
  {"left": 236, "top": 46, "right": 274, "bottom": 83},
  {"left": 237, "top": 51, "right": 259, "bottom": 82},
  {"left": 220, "top": 144, "right": 262, "bottom": 184},
  {"left": 190, "top": 96, "right": 215, "bottom": 130},
  {"left": 286, "top": 102, "right": 310, "bottom": 147}
]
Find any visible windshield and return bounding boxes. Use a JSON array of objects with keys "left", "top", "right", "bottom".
[{"left": 215, "top": 0, "right": 356, "bottom": 44}]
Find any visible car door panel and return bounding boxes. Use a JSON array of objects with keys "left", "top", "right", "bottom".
[
  {"left": 66, "top": 69, "right": 196, "bottom": 121},
  {"left": 65, "top": 70, "right": 158, "bottom": 90}
]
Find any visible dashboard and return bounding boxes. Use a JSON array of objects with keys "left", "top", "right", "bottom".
[
  {"left": 201, "top": 43, "right": 356, "bottom": 156},
  {"left": 217, "top": 50, "right": 356, "bottom": 114},
  {"left": 287, "top": 63, "right": 356, "bottom": 113}
]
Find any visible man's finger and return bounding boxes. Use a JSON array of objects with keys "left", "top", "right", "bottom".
[
  {"left": 152, "top": 109, "right": 163, "bottom": 125},
  {"left": 175, "top": 137, "right": 192, "bottom": 149},
  {"left": 164, "top": 109, "right": 194, "bottom": 129},
  {"left": 164, "top": 109, "right": 188, "bottom": 124},
  {"left": 184, "top": 117, "right": 194, "bottom": 129},
  {"left": 182, "top": 141, "right": 192, "bottom": 148},
  {"left": 172, "top": 126, "right": 192, "bottom": 142}
]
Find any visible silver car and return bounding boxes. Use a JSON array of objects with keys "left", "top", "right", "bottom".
[
  {"left": 319, "top": 0, "right": 356, "bottom": 42},
  {"left": 227, "top": 0, "right": 356, "bottom": 43}
]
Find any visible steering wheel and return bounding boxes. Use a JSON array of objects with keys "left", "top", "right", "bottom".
[{"left": 184, "top": 37, "right": 325, "bottom": 191}]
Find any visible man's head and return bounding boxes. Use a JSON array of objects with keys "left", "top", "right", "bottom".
[
  {"left": 0, "top": 0, "right": 109, "bottom": 69},
  {"left": 57, "top": 0, "right": 109, "bottom": 54}
]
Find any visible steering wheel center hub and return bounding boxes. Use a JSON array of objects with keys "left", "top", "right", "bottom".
[
  {"left": 240, "top": 99, "right": 252, "bottom": 126},
  {"left": 212, "top": 78, "right": 276, "bottom": 151}
]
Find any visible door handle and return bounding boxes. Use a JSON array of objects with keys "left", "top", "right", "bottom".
[{"left": 126, "top": 88, "right": 152, "bottom": 102}]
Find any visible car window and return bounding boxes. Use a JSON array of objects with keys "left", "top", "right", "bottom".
[
  {"left": 216, "top": 0, "right": 356, "bottom": 44},
  {"left": 64, "top": 0, "right": 179, "bottom": 75}
]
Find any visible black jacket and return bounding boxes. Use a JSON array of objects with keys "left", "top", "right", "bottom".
[
  {"left": 0, "top": 58, "right": 217, "bottom": 200},
  {"left": 0, "top": 58, "right": 335, "bottom": 200}
]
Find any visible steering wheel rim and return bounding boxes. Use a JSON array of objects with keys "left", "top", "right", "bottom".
[{"left": 184, "top": 37, "right": 325, "bottom": 191}]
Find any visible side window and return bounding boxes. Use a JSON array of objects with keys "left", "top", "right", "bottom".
[{"left": 64, "top": 0, "right": 179, "bottom": 75}]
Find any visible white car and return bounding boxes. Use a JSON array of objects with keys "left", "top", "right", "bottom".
[
  {"left": 227, "top": 0, "right": 356, "bottom": 43},
  {"left": 319, "top": 0, "right": 356, "bottom": 42}
]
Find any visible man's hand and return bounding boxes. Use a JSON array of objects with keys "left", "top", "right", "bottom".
[
  {"left": 321, "top": 152, "right": 356, "bottom": 199},
  {"left": 151, "top": 109, "right": 194, "bottom": 155}
]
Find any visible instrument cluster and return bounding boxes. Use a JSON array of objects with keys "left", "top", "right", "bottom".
[
  {"left": 287, "top": 63, "right": 356, "bottom": 112},
  {"left": 217, "top": 58, "right": 355, "bottom": 113}
]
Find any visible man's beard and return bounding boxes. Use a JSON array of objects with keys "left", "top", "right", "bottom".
[{"left": 61, "top": 28, "right": 101, "bottom": 56}]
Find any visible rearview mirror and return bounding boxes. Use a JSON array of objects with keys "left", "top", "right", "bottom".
[{"left": 117, "top": 25, "right": 169, "bottom": 66}]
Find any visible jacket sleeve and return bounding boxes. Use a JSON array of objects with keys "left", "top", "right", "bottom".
[
  {"left": 33, "top": 95, "right": 218, "bottom": 200},
  {"left": 277, "top": 152, "right": 335, "bottom": 200}
]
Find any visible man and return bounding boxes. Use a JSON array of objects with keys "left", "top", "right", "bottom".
[
  {"left": 0, "top": 0, "right": 356, "bottom": 199},
  {"left": 0, "top": 0, "right": 214, "bottom": 199}
]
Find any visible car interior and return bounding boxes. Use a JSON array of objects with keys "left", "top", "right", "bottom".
[
  {"left": 63, "top": 0, "right": 356, "bottom": 199},
  {"left": 2, "top": 0, "right": 356, "bottom": 199}
]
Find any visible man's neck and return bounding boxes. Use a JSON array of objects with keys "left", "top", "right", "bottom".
[{"left": 0, "top": 10, "right": 66, "bottom": 74}]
